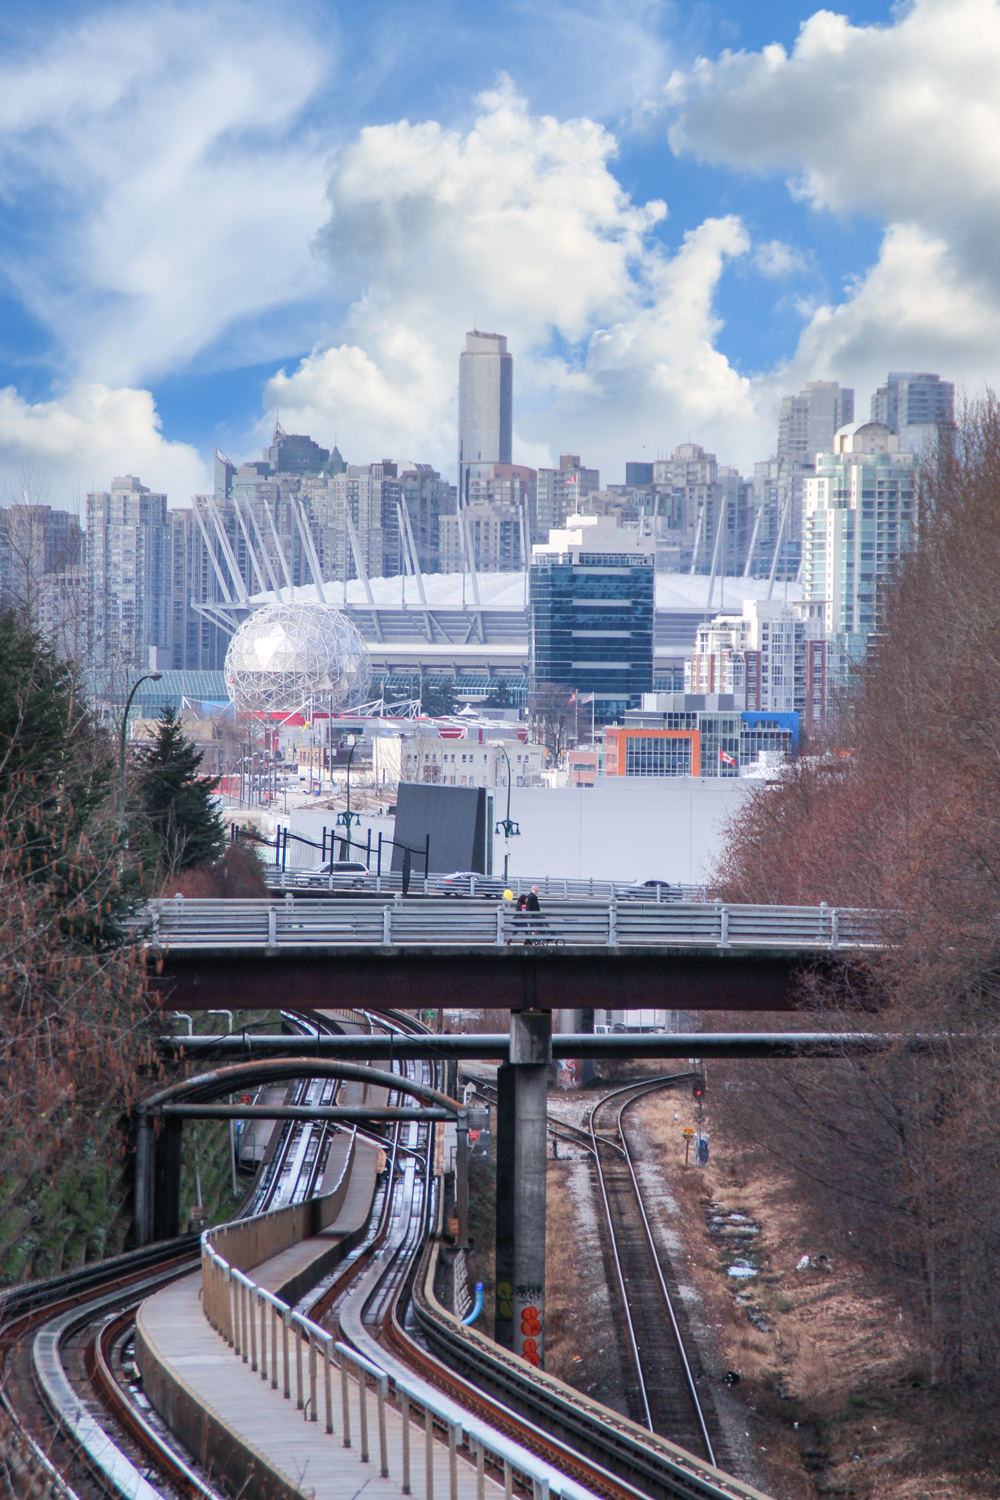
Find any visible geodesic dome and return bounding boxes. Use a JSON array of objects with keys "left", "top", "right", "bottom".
[{"left": 224, "top": 601, "right": 370, "bottom": 715}]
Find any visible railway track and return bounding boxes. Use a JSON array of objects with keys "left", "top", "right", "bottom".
[
  {"left": 586, "top": 1078, "right": 720, "bottom": 1464},
  {"left": 1, "top": 1018, "right": 766, "bottom": 1500}
]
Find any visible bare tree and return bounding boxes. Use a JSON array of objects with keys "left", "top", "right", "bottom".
[
  {"left": 710, "top": 396, "right": 1000, "bottom": 1398},
  {"left": 529, "top": 682, "right": 577, "bottom": 766}
]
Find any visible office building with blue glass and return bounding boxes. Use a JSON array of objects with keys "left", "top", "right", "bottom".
[{"left": 530, "top": 517, "right": 654, "bottom": 722}]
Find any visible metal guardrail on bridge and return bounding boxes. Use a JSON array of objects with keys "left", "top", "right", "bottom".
[
  {"left": 142, "top": 898, "right": 879, "bottom": 952},
  {"left": 264, "top": 870, "right": 710, "bottom": 901}
]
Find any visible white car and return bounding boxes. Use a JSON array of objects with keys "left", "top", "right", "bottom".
[{"left": 304, "top": 860, "right": 369, "bottom": 888}]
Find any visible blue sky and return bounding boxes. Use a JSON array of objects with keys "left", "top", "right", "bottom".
[{"left": 0, "top": 0, "right": 996, "bottom": 501}]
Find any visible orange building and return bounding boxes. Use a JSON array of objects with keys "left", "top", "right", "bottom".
[{"left": 604, "top": 726, "right": 700, "bottom": 777}]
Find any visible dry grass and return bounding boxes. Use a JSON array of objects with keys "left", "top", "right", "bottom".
[{"left": 627, "top": 1090, "right": 998, "bottom": 1500}]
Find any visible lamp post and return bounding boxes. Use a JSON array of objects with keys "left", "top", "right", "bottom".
[
  {"left": 335, "top": 739, "right": 361, "bottom": 857},
  {"left": 118, "top": 672, "right": 162, "bottom": 832},
  {"left": 494, "top": 743, "right": 520, "bottom": 884}
]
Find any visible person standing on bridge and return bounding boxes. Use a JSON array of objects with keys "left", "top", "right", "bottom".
[{"left": 525, "top": 885, "right": 543, "bottom": 944}]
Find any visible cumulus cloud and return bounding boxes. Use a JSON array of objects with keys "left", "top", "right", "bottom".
[
  {"left": 0, "top": 3, "right": 331, "bottom": 387},
  {"left": 0, "top": 384, "right": 210, "bottom": 502},
  {"left": 668, "top": 0, "right": 1000, "bottom": 394},
  {"left": 753, "top": 240, "right": 810, "bottom": 279},
  {"left": 268, "top": 81, "right": 766, "bottom": 479}
]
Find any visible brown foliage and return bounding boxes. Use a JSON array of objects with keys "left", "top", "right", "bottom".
[
  {"left": 160, "top": 841, "right": 269, "bottom": 899},
  {"left": 711, "top": 399, "right": 1000, "bottom": 1396}
]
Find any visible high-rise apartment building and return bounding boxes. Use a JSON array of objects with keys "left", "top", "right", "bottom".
[
  {"left": 440, "top": 463, "right": 535, "bottom": 573},
  {"left": 871, "top": 372, "right": 954, "bottom": 432},
  {"left": 802, "top": 421, "right": 916, "bottom": 646},
  {"left": 0, "top": 504, "right": 83, "bottom": 614},
  {"left": 870, "top": 372, "right": 955, "bottom": 461},
  {"left": 686, "top": 598, "right": 833, "bottom": 729},
  {"left": 87, "top": 476, "right": 172, "bottom": 672},
  {"left": 779, "top": 381, "right": 855, "bottom": 470},
  {"left": 761, "top": 381, "right": 856, "bottom": 579},
  {"left": 650, "top": 444, "right": 754, "bottom": 575},
  {"left": 534, "top": 455, "right": 600, "bottom": 539},
  {"left": 457, "top": 331, "right": 513, "bottom": 506},
  {"left": 530, "top": 515, "right": 654, "bottom": 721}
]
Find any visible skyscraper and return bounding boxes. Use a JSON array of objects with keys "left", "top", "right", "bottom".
[
  {"left": 87, "top": 475, "right": 172, "bottom": 673},
  {"left": 871, "top": 372, "right": 954, "bottom": 432},
  {"left": 457, "top": 331, "right": 513, "bottom": 505},
  {"left": 870, "top": 372, "right": 955, "bottom": 460},
  {"left": 802, "top": 421, "right": 916, "bottom": 648},
  {"left": 764, "top": 380, "right": 855, "bottom": 578}
]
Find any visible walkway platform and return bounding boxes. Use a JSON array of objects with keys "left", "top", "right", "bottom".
[
  {"left": 138, "top": 1269, "right": 503, "bottom": 1500},
  {"left": 257, "top": 1125, "right": 382, "bottom": 1306}
]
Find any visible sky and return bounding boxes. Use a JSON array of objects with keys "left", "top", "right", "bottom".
[{"left": 1, "top": 0, "right": 998, "bottom": 505}]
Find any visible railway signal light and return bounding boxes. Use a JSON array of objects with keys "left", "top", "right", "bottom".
[{"left": 692, "top": 1074, "right": 707, "bottom": 1100}]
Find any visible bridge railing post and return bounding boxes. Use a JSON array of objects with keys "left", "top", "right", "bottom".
[
  {"left": 383, "top": 903, "right": 392, "bottom": 945},
  {"left": 495, "top": 904, "right": 505, "bottom": 945},
  {"left": 831, "top": 907, "right": 840, "bottom": 948},
  {"left": 267, "top": 906, "right": 277, "bottom": 948},
  {"left": 717, "top": 902, "right": 730, "bottom": 949},
  {"left": 608, "top": 897, "right": 618, "bottom": 947}
]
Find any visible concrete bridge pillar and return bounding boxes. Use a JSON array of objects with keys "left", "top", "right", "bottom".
[
  {"left": 494, "top": 1009, "right": 550, "bottom": 1368},
  {"left": 134, "top": 1114, "right": 183, "bottom": 1247}
]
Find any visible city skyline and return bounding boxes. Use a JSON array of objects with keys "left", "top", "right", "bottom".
[{"left": 0, "top": 0, "right": 997, "bottom": 505}]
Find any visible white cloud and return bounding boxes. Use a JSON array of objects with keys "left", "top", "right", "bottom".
[
  {"left": 268, "top": 81, "right": 767, "bottom": 480},
  {"left": 668, "top": 0, "right": 1000, "bottom": 396},
  {"left": 0, "top": 384, "right": 210, "bottom": 503},
  {"left": 0, "top": 3, "right": 332, "bottom": 387},
  {"left": 753, "top": 239, "right": 810, "bottom": 279}
]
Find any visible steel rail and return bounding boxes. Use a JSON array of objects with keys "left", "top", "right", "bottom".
[
  {"left": 0, "top": 1239, "right": 202, "bottom": 1500},
  {"left": 613, "top": 1084, "right": 717, "bottom": 1465}
]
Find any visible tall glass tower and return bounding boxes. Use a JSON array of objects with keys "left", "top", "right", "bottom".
[{"left": 458, "top": 331, "right": 513, "bottom": 505}]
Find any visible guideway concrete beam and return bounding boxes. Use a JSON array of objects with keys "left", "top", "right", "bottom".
[{"left": 494, "top": 1010, "right": 550, "bottom": 1370}]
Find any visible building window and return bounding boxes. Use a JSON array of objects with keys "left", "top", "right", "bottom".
[{"left": 624, "top": 736, "right": 692, "bottom": 776}]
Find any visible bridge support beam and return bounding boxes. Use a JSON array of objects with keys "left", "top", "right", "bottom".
[
  {"left": 134, "top": 1114, "right": 155, "bottom": 1248},
  {"left": 134, "top": 1114, "right": 183, "bottom": 1247},
  {"left": 494, "top": 1009, "right": 551, "bottom": 1369}
]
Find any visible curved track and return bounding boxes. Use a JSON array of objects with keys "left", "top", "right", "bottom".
[
  {"left": 586, "top": 1079, "right": 719, "bottom": 1463},
  {"left": 1, "top": 1021, "right": 761, "bottom": 1500}
]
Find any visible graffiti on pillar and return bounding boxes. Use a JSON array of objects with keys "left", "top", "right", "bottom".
[
  {"left": 496, "top": 1282, "right": 514, "bottom": 1322},
  {"left": 514, "top": 1283, "right": 544, "bottom": 1367}
]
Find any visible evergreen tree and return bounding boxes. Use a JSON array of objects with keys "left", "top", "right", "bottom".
[
  {"left": 0, "top": 609, "right": 129, "bottom": 942},
  {"left": 421, "top": 677, "right": 457, "bottom": 717},
  {"left": 483, "top": 679, "right": 513, "bottom": 708},
  {"left": 0, "top": 612, "right": 150, "bottom": 1279},
  {"left": 137, "top": 708, "right": 225, "bottom": 872}
]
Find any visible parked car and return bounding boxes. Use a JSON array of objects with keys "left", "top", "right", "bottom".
[
  {"left": 304, "top": 860, "right": 369, "bottom": 888},
  {"left": 624, "top": 878, "right": 680, "bottom": 900}
]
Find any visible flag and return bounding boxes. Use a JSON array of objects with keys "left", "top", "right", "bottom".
[
  {"left": 719, "top": 749, "right": 736, "bottom": 765},
  {"left": 568, "top": 690, "right": 578, "bottom": 703},
  {"left": 579, "top": 692, "right": 596, "bottom": 704}
]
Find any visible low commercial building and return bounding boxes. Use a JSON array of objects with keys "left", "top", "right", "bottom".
[
  {"left": 372, "top": 731, "right": 543, "bottom": 791},
  {"left": 605, "top": 694, "right": 798, "bottom": 777}
]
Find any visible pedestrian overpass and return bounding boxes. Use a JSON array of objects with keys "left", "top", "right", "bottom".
[{"left": 143, "top": 896, "right": 877, "bottom": 1012}]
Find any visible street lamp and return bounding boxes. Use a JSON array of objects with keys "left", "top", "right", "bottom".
[
  {"left": 494, "top": 743, "right": 520, "bottom": 884},
  {"left": 335, "top": 739, "right": 361, "bottom": 856},
  {"left": 118, "top": 672, "right": 162, "bottom": 831}
]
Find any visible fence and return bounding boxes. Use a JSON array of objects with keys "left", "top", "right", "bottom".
[
  {"left": 200, "top": 1211, "right": 569, "bottom": 1500},
  {"left": 144, "top": 897, "right": 879, "bottom": 952},
  {"left": 237, "top": 823, "right": 430, "bottom": 881}
]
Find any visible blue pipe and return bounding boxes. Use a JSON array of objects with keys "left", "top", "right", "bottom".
[{"left": 461, "top": 1282, "right": 484, "bottom": 1325}]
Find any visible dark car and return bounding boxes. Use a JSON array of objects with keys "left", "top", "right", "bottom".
[{"left": 624, "top": 878, "right": 680, "bottom": 900}]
